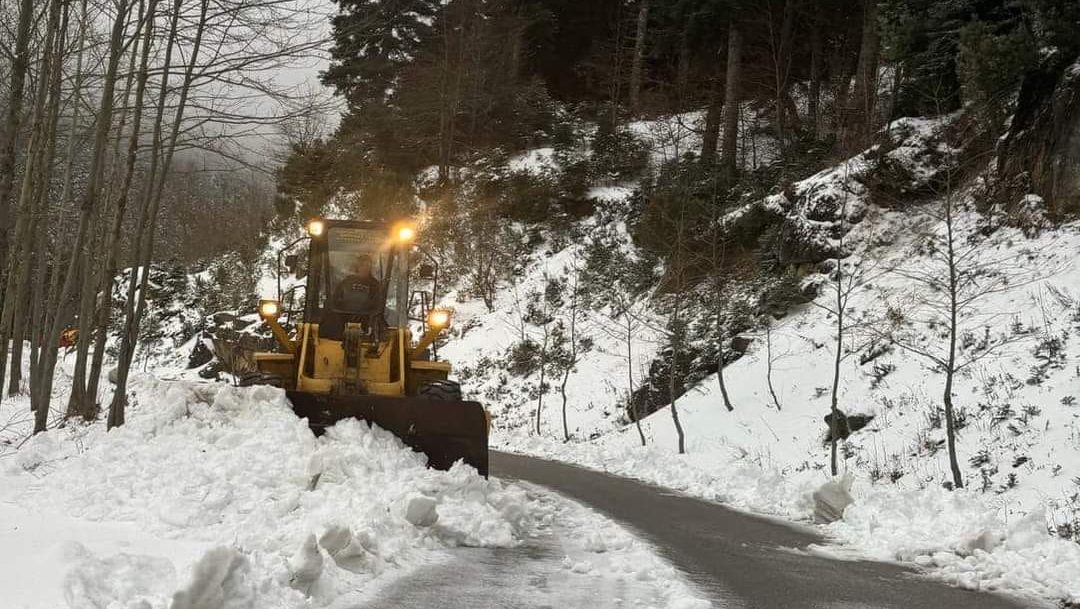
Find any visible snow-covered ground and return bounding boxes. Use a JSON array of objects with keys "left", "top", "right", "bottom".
[
  {"left": 0, "top": 361, "right": 711, "bottom": 608},
  {"left": 438, "top": 124, "right": 1080, "bottom": 604}
]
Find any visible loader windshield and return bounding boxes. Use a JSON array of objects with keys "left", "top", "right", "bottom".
[{"left": 314, "top": 225, "right": 405, "bottom": 331}]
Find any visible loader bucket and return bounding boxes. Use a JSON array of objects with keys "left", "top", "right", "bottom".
[{"left": 287, "top": 392, "right": 489, "bottom": 477}]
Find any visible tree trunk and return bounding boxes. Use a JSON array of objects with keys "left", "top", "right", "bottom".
[
  {"left": 628, "top": 0, "right": 648, "bottom": 116},
  {"left": 0, "top": 0, "right": 37, "bottom": 297},
  {"left": 6, "top": 271, "right": 31, "bottom": 395},
  {"left": 720, "top": 25, "right": 742, "bottom": 181},
  {"left": 27, "top": 0, "right": 72, "bottom": 426},
  {"left": 716, "top": 325, "right": 733, "bottom": 411},
  {"left": 7, "top": 0, "right": 65, "bottom": 399},
  {"left": 560, "top": 279, "right": 578, "bottom": 443},
  {"left": 808, "top": 13, "right": 822, "bottom": 138},
  {"left": 771, "top": 0, "right": 797, "bottom": 157},
  {"left": 669, "top": 234, "right": 687, "bottom": 455},
  {"left": 846, "top": 0, "right": 880, "bottom": 150},
  {"left": 766, "top": 323, "right": 781, "bottom": 411},
  {"left": 943, "top": 195, "right": 964, "bottom": 489},
  {"left": 63, "top": 0, "right": 99, "bottom": 417},
  {"left": 32, "top": 0, "right": 133, "bottom": 433},
  {"left": 535, "top": 329, "right": 547, "bottom": 436},
  {"left": 829, "top": 293, "right": 842, "bottom": 476},
  {"left": 669, "top": 327, "right": 686, "bottom": 455},
  {"left": 701, "top": 69, "right": 723, "bottom": 166},
  {"left": 69, "top": 0, "right": 151, "bottom": 420},
  {"left": 111, "top": 0, "right": 207, "bottom": 429},
  {"left": 87, "top": 4, "right": 156, "bottom": 414},
  {"left": 676, "top": 26, "right": 690, "bottom": 112},
  {"left": 627, "top": 314, "right": 645, "bottom": 446}
]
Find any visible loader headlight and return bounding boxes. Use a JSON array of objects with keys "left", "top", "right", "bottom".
[
  {"left": 259, "top": 299, "right": 281, "bottom": 319},
  {"left": 427, "top": 308, "right": 451, "bottom": 329},
  {"left": 307, "top": 219, "right": 325, "bottom": 237},
  {"left": 394, "top": 223, "right": 416, "bottom": 243}
]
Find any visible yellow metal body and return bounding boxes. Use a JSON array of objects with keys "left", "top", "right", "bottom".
[
  {"left": 249, "top": 218, "right": 488, "bottom": 475},
  {"left": 254, "top": 321, "right": 452, "bottom": 396}
]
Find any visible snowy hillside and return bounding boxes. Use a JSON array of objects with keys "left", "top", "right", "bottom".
[{"left": 434, "top": 120, "right": 1080, "bottom": 603}]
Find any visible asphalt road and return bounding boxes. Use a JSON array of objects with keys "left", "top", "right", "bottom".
[{"left": 490, "top": 451, "right": 1043, "bottom": 609}]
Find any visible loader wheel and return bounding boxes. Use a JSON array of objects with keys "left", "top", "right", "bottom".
[
  {"left": 418, "top": 380, "right": 463, "bottom": 401},
  {"left": 238, "top": 371, "right": 283, "bottom": 388}
]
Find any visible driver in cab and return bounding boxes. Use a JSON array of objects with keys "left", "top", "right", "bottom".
[{"left": 333, "top": 254, "right": 381, "bottom": 313}]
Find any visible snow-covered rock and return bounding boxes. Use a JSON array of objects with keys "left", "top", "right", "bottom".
[{"left": 812, "top": 474, "right": 854, "bottom": 524}]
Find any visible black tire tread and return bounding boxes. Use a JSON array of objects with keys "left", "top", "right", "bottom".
[
  {"left": 238, "top": 371, "right": 283, "bottom": 388},
  {"left": 418, "top": 380, "right": 462, "bottom": 401}
]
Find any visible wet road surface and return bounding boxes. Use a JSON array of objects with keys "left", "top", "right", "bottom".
[
  {"left": 492, "top": 451, "right": 1044, "bottom": 609},
  {"left": 360, "top": 452, "right": 1047, "bottom": 609}
]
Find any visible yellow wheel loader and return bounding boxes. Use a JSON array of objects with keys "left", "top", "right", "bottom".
[{"left": 246, "top": 218, "right": 488, "bottom": 476}]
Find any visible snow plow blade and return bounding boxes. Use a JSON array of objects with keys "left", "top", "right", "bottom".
[{"left": 287, "top": 392, "right": 489, "bottom": 477}]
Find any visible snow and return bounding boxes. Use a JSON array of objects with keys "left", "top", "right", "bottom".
[
  {"left": 440, "top": 207, "right": 664, "bottom": 438},
  {"left": 535, "top": 484, "right": 713, "bottom": 609},
  {"left": 437, "top": 120, "right": 1080, "bottom": 605},
  {"left": 507, "top": 147, "right": 557, "bottom": 175},
  {"left": 0, "top": 360, "right": 712, "bottom": 608},
  {"left": 628, "top": 111, "right": 704, "bottom": 165},
  {"left": 7, "top": 110, "right": 1080, "bottom": 606},
  {"left": 0, "top": 378, "right": 540, "bottom": 608}
]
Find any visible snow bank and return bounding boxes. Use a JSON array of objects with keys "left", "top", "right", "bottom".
[
  {"left": 503, "top": 428, "right": 1080, "bottom": 603},
  {"left": 831, "top": 486, "right": 1080, "bottom": 599},
  {"left": 1, "top": 378, "right": 538, "bottom": 608}
]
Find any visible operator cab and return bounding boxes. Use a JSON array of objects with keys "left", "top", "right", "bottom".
[{"left": 305, "top": 221, "right": 409, "bottom": 341}]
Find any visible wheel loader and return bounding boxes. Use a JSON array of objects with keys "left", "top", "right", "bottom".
[{"left": 245, "top": 218, "right": 488, "bottom": 476}]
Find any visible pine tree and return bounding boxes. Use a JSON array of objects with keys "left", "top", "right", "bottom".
[{"left": 322, "top": 0, "right": 437, "bottom": 110}]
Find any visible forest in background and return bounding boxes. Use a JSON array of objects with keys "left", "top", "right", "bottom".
[
  {"left": 274, "top": 0, "right": 1080, "bottom": 488},
  {"left": 1, "top": 0, "right": 1080, "bottom": 491},
  {"left": 0, "top": 0, "right": 330, "bottom": 431}
]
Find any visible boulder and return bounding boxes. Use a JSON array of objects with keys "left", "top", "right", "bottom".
[
  {"left": 823, "top": 410, "right": 874, "bottom": 443},
  {"left": 998, "top": 55, "right": 1080, "bottom": 215}
]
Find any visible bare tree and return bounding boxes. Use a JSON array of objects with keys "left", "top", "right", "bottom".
[
  {"left": 700, "top": 70, "right": 723, "bottom": 166},
  {"left": 3, "top": 0, "right": 69, "bottom": 407},
  {"left": 807, "top": 5, "right": 823, "bottom": 138},
  {"left": 597, "top": 294, "right": 650, "bottom": 447},
  {"left": 663, "top": 210, "right": 692, "bottom": 455},
  {"left": 761, "top": 0, "right": 798, "bottom": 159},
  {"left": 0, "top": 0, "right": 37, "bottom": 285},
  {"left": 555, "top": 261, "right": 592, "bottom": 443},
  {"left": 527, "top": 273, "right": 563, "bottom": 436},
  {"left": 809, "top": 162, "right": 879, "bottom": 476},
  {"left": 110, "top": 0, "right": 210, "bottom": 429},
  {"left": 701, "top": 213, "right": 743, "bottom": 412},
  {"left": 67, "top": 0, "right": 134, "bottom": 418},
  {"left": 30, "top": 0, "right": 132, "bottom": 432},
  {"left": 879, "top": 174, "right": 1039, "bottom": 490},
  {"left": 764, "top": 320, "right": 783, "bottom": 411}
]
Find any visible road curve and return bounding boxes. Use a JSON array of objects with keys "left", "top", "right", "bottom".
[{"left": 492, "top": 451, "right": 1043, "bottom": 609}]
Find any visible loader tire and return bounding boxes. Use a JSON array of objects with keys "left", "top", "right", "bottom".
[
  {"left": 418, "top": 380, "right": 462, "bottom": 401},
  {"left": 238, "top": 371, "right": 283, "bottom": 388}
]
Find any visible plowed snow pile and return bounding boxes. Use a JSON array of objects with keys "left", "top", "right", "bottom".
[{"left": 0, "top": 379, "right": 536, "bottom": 608}]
